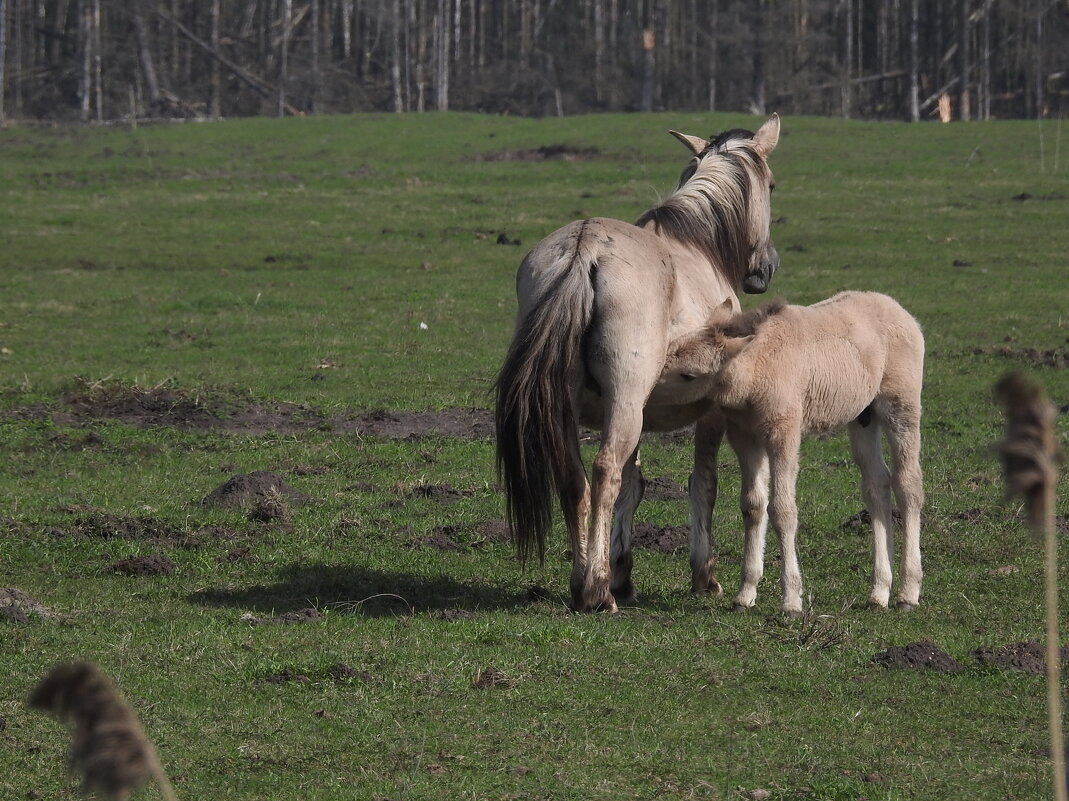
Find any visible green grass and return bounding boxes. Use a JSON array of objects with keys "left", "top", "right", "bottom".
[{"left": 1, "top": 112, "right": 1067, "bottom": 801}]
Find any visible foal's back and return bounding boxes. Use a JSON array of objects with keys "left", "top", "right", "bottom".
[{"left": 720, "top": 291, "right": 923, "bottom": 435}]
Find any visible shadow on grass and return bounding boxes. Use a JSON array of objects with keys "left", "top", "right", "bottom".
[{"left": 189, "top": 562, "right": 531, "bottom": 618}]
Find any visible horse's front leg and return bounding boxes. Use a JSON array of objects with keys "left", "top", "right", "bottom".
[
  {"left": 577, "top": 410, "right": 644, "bottom": 613},
  {"left": 688, "top": 409, "right": 726, "bottom": 595},
  {"left": 609, "top": 446, "right": 644, "bottom": 606}
]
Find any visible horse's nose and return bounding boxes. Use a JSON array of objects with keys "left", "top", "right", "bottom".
[{"left": 743, "top": 242, "right": 778, "bottom": 294}]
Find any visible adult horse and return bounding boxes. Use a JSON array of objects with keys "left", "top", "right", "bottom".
[{"left": 495, "top": 114, "right": 781, "bottom": 612}]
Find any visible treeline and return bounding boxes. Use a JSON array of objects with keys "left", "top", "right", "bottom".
[{"left": 0, "top": 1, "right": 1066, "bottom": 123}]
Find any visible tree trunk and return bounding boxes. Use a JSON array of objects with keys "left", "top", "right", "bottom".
[
  {"left": 92, "top": 0, "right": 101, "bottom": 121},
  {"left": 908, "top": 0, "right": 919, "bottom": 121},
  {"left": 841, "top": 0, "right": 852, "bottom": 118},
  {"left": 391, "top": 0, "right": 403, "bottom": 111},
  {"left": 436, "top": 0, "right": 448, "bottom": 110},
  {"left": 133, "top": 4, "right": 161, "bottom": 108},
  {"left": 278, "top": 0, "right": 291, "bottom": 117},
  {"left": 210, "top": 0, "right": 221, "bottom": 117},
  {"left": 79, "top": 0, "right": 90, "bottom": 120},
  {"left": 640, "top": 27, "right": 654, "bottom": 112},
  {"left": 752, "top": 0, "right": 766, "bottom": 114},
  {"left": 0, "top": 0, "right": 7, "bottom": 123},
  {"left": 958, "top": 0, "right": 970, "bottom": 120}
]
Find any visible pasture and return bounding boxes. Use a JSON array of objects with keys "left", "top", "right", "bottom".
[{"left": 0, "top": 111, "right": 1067, "bottom": 800}]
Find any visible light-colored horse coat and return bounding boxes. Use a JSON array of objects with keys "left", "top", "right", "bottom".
[
  {"left": 662, "top": 290, "right": 925, "bottom": 614},
  {"left": 496, "top": 115, "right": 781, "bottom": 612}
]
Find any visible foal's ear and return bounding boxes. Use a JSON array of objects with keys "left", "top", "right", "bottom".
[
  {"left": 723, "top": 334, "right": 755, "bottom": 358},
  {"left": 669, "top": 130, "right": 708, "bottom": 156},
  {"left": 751, "top": 113, "right": 780, "bottom": 157},
  {"left": 709, "top": 298, "right": 736, "bottom": 326}
]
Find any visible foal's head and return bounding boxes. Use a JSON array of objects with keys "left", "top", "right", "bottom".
[{"left": 666, "top": 114, "right": 781, "bottom": 294}]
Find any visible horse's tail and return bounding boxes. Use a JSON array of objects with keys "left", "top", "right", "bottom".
[{"left": 495, "top": 257, "right": 596, "bottom": 564}]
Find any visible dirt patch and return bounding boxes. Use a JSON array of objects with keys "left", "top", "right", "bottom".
[
  {"left": 355, "top": 409, "right": 494, "bottom": 439},
  {"left": 643, "top": 476, "right": 687, "bottom": 501},
  {"left": 472, "top": 144, "right": 601, "bottom": 162},
  {"left": 632, "top": 522, "right": 689, "bottom": 554},
  {"left": 472, "top": 666, "right": 510, "bottom": 689},
  {"left": 970, "top": 345, "right": 1067, "bottom": 369},
  {"left": 201, "top": 471, "right": 313, "bottom": 509},
  {"left": 328, "top": 663, "right": 373, "bottom": 683},
  {"left": 438, "top": 608, "right": 477, "bottom": 622},
  {"left": 111, "top": 554, "right": 175, "bottom": 576},
  {"left": 0, "top": 588, "right": 53, "bottom": 622},
  {"left": 240, "top": 607, "right": 323, "bottom": 626},
  {"left": 872, "top": 641, "right": 965, "bottom": 673},
  {"left": 62, "top": 508, "right": 187, "bottom": 543},
  {"left": 841, "top": 508, "right": 904, "bottom": 530},
  {"left": 474, "top": 519, "right": 511, "bottom": 544},
  {"left": 408, "top": 483, "right": 473, "bottom": 504},
  {"left": 255, "top": 669, "right": 310, "bottom": 685},
  {"left": 972, "top": 641, "right": 1069, "bottom": 675}
]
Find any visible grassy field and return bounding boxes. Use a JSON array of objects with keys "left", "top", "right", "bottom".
[{"left": 1, "top": 111, "right": 1067, "bottom": 801}]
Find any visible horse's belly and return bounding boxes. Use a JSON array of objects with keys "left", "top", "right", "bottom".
[{"left": 577, "top": 389, "right": 713, "bottom": 433}]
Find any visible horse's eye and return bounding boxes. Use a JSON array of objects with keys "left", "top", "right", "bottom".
[{"left": 769, "top": 183, "right": 777, "bottom": 193}]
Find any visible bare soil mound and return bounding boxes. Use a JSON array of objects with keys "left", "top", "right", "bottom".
[
  {"left": 972, "top": 641, "right": 1069, "bottom": 675},
  {"left": 632, "top": 522, "right": 689, "bottom": 554},
  {"left": 872, "top": 641, "right": 965, "bottom": 673},
  {"left": 111, "top": 554, "right": 175, "bottom": 576},
  {"left": 240, "top": 607, "right": 323, "bottom": 625},
  {"left": 643, "top": 476, "right": 688, "bottom": 501},
  {"left": 472, "top": 144, "right": 601, "bottom": 162},
  {"left": 201, "top": 471, "right": 313, "bottom": 509},
  {"left": 0, "top": 588, "right": 53, "bottom": 622}
]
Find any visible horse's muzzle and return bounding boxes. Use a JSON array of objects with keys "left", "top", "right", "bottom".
[{"left": 743, "top": 242, "right": 779, "bottom": 294}]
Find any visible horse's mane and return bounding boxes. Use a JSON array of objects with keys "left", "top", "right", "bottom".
[
  {"left": 635, "top": 131, "right": 762, "bottom": 288},
  {"left": 721, "top": 298, "right": 787, "bottom": 338}
]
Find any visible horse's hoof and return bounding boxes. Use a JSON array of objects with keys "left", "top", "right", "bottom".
[
  {"left": 781, "top": 608, "right": 803, "bottom": 619},
  {"left": 731, "top": 602, "right": 753, "bottom": 614},
  {"left": 866, "top": 599, "right": 890, "bottom": 611},
  {"left": 691, "top": 579, "right": 724, "bottom": 597},
  {"left": 896, "top": 601, "right": 918, "bottom": 612},
  {"left": 611, "top": 581, "right": 637, "bottom": 607}
]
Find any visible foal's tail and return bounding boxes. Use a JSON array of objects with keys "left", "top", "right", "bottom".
[{"left": 495, "top": 261, "right": 596, "bottom": 564}]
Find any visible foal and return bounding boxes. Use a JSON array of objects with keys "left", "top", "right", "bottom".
[{"left": 662, "top": 291, "right": 925, "bottom": 615}]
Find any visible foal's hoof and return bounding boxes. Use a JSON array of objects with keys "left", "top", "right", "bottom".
[
  {"left": 780, "top": 608, "right": 804, "bottom": 620},
  {"left": 731, "top": 602, "right": 753, "bottom": 614},
  {"left": 895, "top": 600, "right": 919, "bottom": 613}
]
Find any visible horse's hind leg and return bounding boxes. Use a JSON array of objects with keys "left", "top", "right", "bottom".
[
  {"left": 579, "top": 408, "right": 644, "bottom": 613},
  {"left": 886, "top": 404, "right": 924, "bottom": 610},
  {"left": 728, "top": 423, "right": 770, "bottom": 611},
  {"left": 609, "top": 445, "right": 643, "bottom": 605},
  {"left": 689, "top": 410, "right": 727, "bottom": 595},
  {"left": 561, "top": 431, "right": 592, "bottom": 606},
  {"left": 766, "top": 424, "right": 804, "bottom": 616},
  {"left": 848, "top": 417, "right": 894, "bottom": 609}
]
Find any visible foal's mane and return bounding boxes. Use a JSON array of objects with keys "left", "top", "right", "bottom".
[
  {"left": 635, "top": 130, "right": 763, "bottom": 288},
  {"left": 721, "top": 298, "right": 787, "bottom": 338}
]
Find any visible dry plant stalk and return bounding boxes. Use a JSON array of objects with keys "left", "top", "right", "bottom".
[
  {"left": 29, "top": 662, "right": 178, "bottom": 801},
  {"left": 996, "top": 371, "right": 1066, "bottom": 801}
]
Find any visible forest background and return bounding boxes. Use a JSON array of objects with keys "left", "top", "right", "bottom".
[{"left": 0, "top": 1, "right": 1067, "bottom": 124}]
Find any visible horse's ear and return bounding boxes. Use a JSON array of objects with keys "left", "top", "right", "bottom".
[
  {"left": 723, "top": 334, "right": 754, "bottom": 359},
  {"left": 669, "top": 130, "right": 707, "bottom": 156},
  {"left": 751, "top": 113, "right": 780, "bottom": 157},
  {"left": 709, "top": 298, "right": 736, "bottom": 326}
]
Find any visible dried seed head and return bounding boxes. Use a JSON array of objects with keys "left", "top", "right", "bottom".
[
  {"left": 29, "top": 662, "right": 176, "bottom": 801},
  {"left": 995, "top": 372, "right": 1060, "bottom": 532}
]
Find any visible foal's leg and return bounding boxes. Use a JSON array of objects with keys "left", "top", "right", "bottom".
[
  {"left": 728, "top": 424, "right": 770, "bottom": 611},
  {"left": 848, "top": 418, "right": 895, "bottom": 609},
  {"left": 766, "top": 424, "right": 804, "bottom": 616},
  {"left": 578, "top": 407, "right": 644, "bottom": 613},
  {"left": 609, "top": 445, "right": 644, "bottom": 605},
  {"left": 688, "top": 409, "right": 726, "bottom": 595},
  {"left": 886, "top": 405, "right": 924, "bottom": 610}
]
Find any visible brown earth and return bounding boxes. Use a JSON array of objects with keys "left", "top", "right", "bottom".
[
  {"left": 872, "top": 641, "right": 966, "bottom": 673},
  {"left": 111, "top": 554, "right": 175, "bottom": 576},
  {"left": 0, "top": 588, "right": 53, "bottom": 622},
  {"left": 972, "top": 641, "right": 1069, "bottom": 675}
]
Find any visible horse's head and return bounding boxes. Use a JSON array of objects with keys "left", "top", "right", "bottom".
[{"left": 668, "top": 114, "right": 781, "bottom": 295}]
